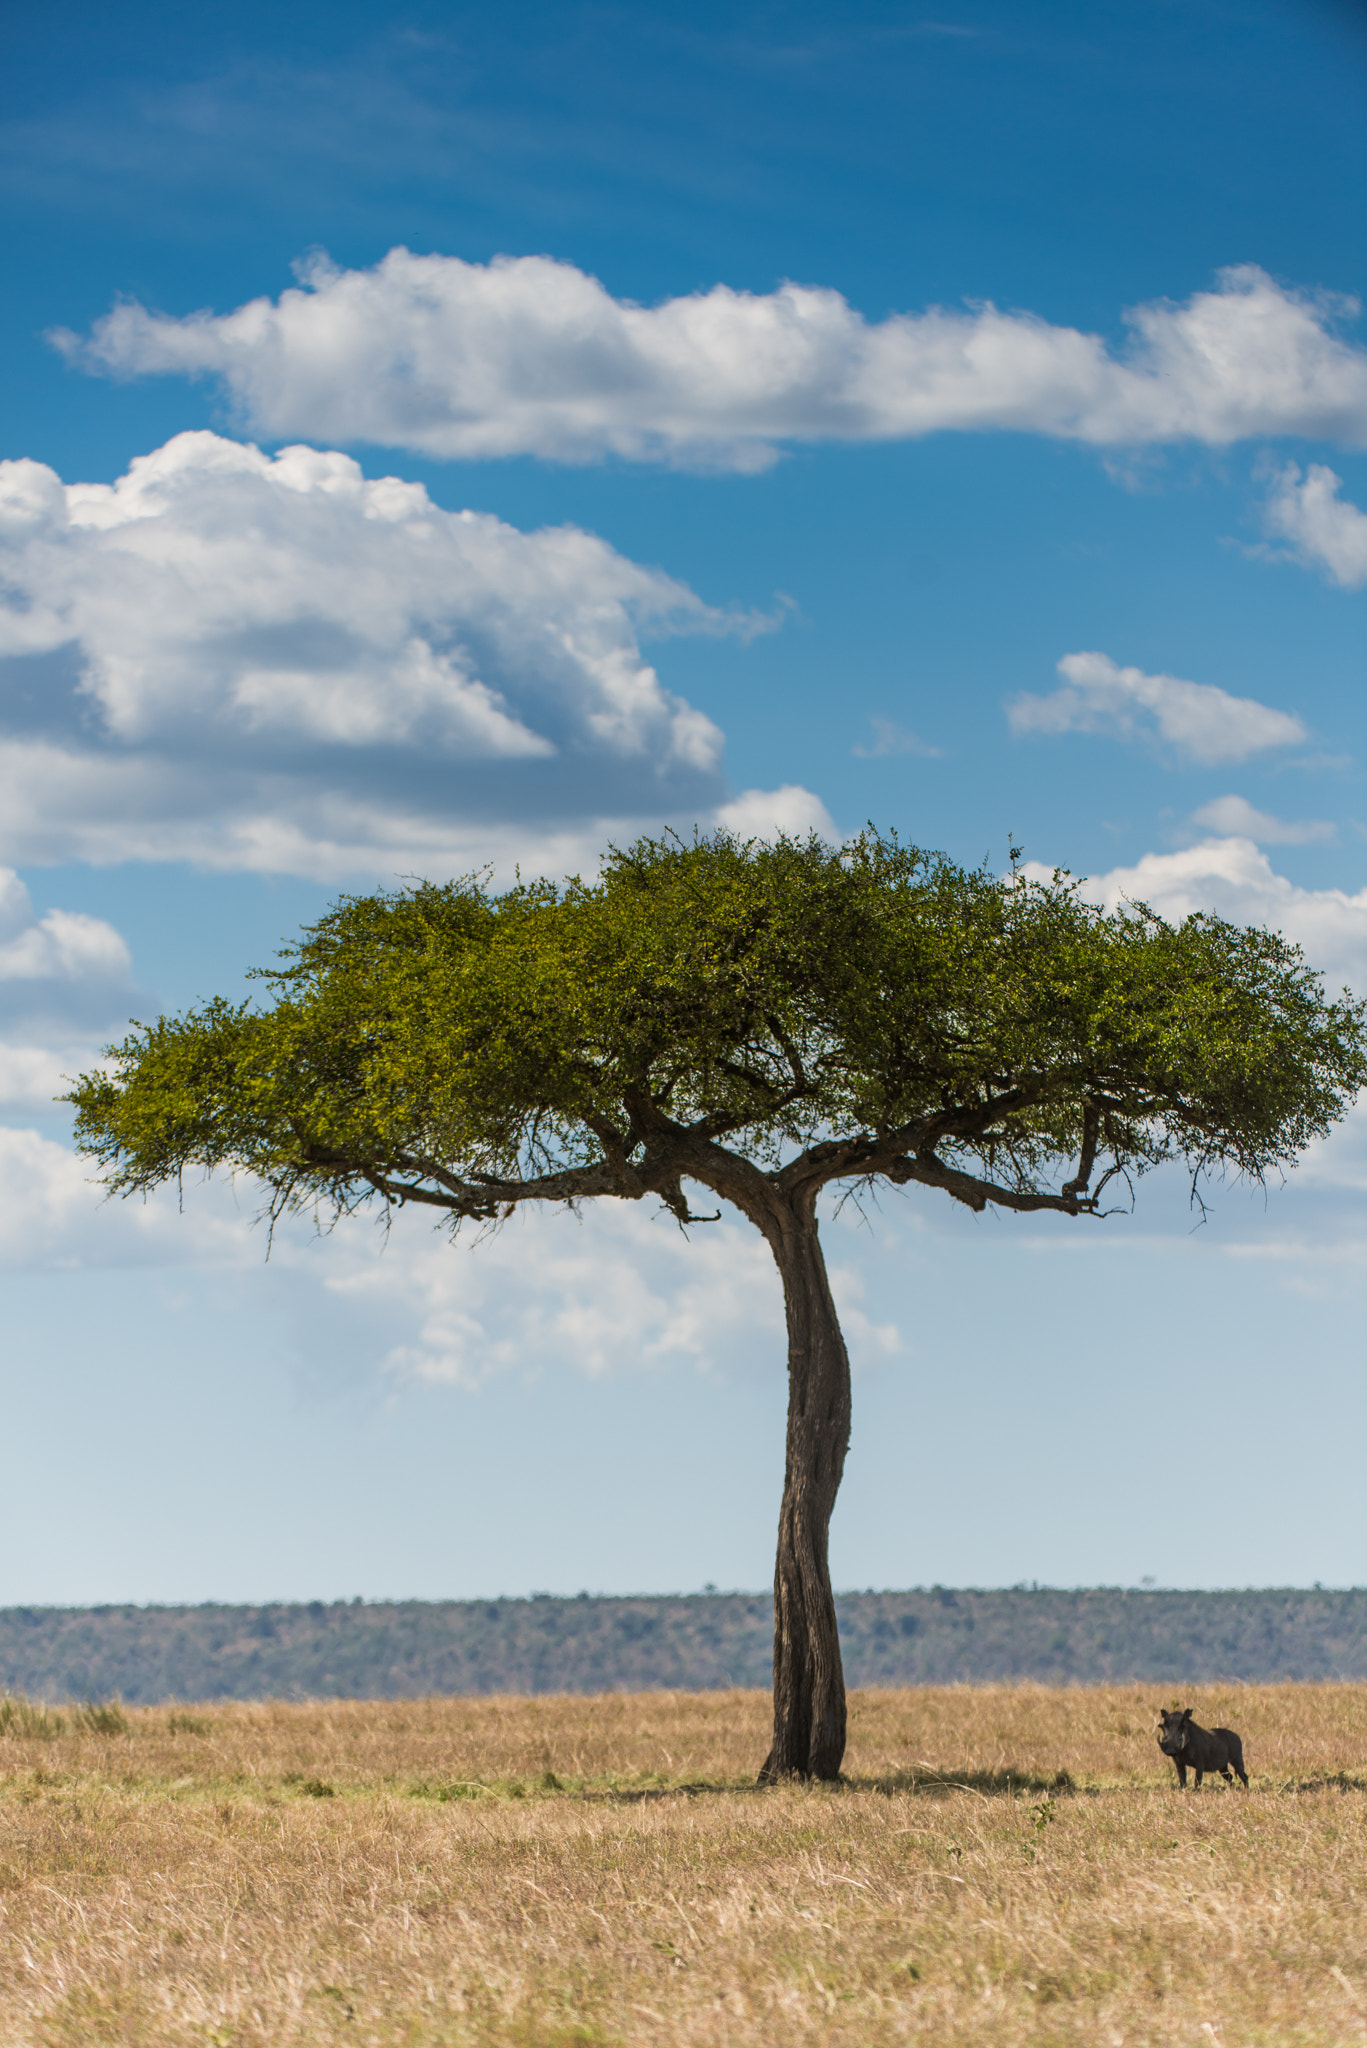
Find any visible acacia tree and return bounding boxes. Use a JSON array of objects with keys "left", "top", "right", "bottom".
[{"left": 70, "top": 829, "right": 1366, "bottom": 1780}]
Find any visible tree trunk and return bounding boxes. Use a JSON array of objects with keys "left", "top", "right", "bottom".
[{"left": 757, "top": 1187, "right": 852, "bottom": 1783}]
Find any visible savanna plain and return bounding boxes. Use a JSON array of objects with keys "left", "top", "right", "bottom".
[{"left": 1, "top": 1683, "right": 1365, "bottom": 2047}]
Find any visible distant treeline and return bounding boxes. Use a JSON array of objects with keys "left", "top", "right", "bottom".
[{"left": 2, "top": 1588, "right": 1364, "bottom": 1706}]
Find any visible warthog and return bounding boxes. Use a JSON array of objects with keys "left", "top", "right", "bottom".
[{"left": 1157, "top": 1706, "right": 1249, "bottom": 1788}]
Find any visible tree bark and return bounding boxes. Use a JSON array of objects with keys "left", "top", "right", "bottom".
[{"left": 757, "top": 1186, "right": 852, "bottom": 1783}]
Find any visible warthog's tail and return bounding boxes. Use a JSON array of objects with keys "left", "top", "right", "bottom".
[{"left": 1223, "top": 1731, "right": 1249, "bottom": 1786}]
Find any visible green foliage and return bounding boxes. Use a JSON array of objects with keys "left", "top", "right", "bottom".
[
  {"left": 6, "top": 1591, "right": 1367, "bottom": 1702},
  {"left": 68, "top": 827, "right": 1366, "bottom": 1226}
]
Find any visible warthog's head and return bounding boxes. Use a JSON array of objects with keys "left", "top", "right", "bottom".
[{"left": 1157, "top": 1707, "right": 1193, "bottom": 1756}]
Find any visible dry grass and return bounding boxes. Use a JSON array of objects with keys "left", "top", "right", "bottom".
[{"left": 2, "top": 1683, "right": 1365, "bottom": 2046}]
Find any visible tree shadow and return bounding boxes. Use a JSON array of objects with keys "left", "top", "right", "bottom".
[
  {"left": 580, "top": 1767, "right": 1083, "bottom": 1802},
  {"left": 532, "top": 1766, "right": 1367, "bottom": 1805},
  {"left": 576, "top": 1779, "right": 764, "bottom": 1804},
  {"left": 857, "top": 1767, "right": 1081, "bottom": 1799},
  {"left": 1264, "top": 1771, "right": 1367, "bottom": 1796}
]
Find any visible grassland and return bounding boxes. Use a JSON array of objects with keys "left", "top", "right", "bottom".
[{"left": 2, "top": 1684, "right": 1365, "bottom": 2046}]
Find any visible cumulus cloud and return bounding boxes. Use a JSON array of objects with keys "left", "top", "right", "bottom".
[
  {"left": 1033, "top": 836, "right": 1367, "bottom": 997},
  {"left": 0, "top": 1125, "right": 262, "bottom": 1272},
  {"left": 0, "top": 1123, "right": 903, "bottom": 1382},
  {"left": 714, "top": 785, "right": 837, "bottom": 841},
  {"left": 55, "top": 253, "right": 1367, "bottom": 470},
  {"left": 0, "top": 869, "right": 145, "bottom": 1112},
  {"left": 332, "top": 1203, "right": 785, "bottom": 1389},
  {"left": 0, "top": 866, "right": 142, "bottom": 1048},
  {"left": 0, "top": 1043, "right": 76, "bottom": 1112},
  {"left": 305, "top": 1196, "right": 901, "bottom": 1392},
  {"left": 0, "top": 869, "right": 130, "bottom": 991},
  {"left": 0, "top": 432, "right": 813, "bottom": 879},
  {"left": 1262, "top": 462, "right": 1367, "bottom": 588},
  {"left": 316, "top": 1200, "right": 898, "bottom": 1389},
  {"left": 1187, "top": 796, "right": 1335, "bottom": 846},
  {"left": 1007, "top": 651, "right": 1306, "bottom": 765}
]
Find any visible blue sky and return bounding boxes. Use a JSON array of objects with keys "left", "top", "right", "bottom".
[{"left": 1, "top": 0, "right": 1364, "bottom": 1605}]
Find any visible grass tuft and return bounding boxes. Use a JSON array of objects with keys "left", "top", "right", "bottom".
[
  {"left": 0, "top": 1694, "right": 65, "bottom": 1740},
  {"left": 0, "top": 1694, "right": 128, "bottom": 1740},
  {"left": 282, "top": 1773, "right": 335, "bottom": 1797},
  {"left": 165, "top": 1710, "right": 213, "bottom": 1736},
  {"left": 71, "top": 1699, "right": 129, "bottom": 1736}
]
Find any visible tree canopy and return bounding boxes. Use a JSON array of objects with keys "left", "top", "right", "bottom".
[
  {"left": 71, "top": 828, "right": 1364, "bottom": 1226},
  {"left": 69, "top": 828, "right": 1367, "bottom": 1778}
]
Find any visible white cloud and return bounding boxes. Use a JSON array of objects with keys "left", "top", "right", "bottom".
[
  {"left": 714, "top": 785, "right": 837, "bottom": 841},
  {"left": 0, "top": 869, "right": 142, "bottom": 1112},
  {"left": 1188, "top": 796, "right": 1334, "bottom": 846},
  {"left": 1031, "top": 836, "right": 1367, "bottom": 997},
  {"left": 1262, "top": 462, "right": 1367, "bottom": 589},
  {"left": 1007, "top": 651, "right": 1306, "bottom": 765},
  {"left": 337, "top": 1203, "right": 780, "bottom": 1388},
  {"left": 0, "top": 866, "right": 140, "bottom": 1038},
  {"left": 0, "top": 1125, "right": 262, "bottom": 1272},
  {"left": 56, "top": 253, "right": 1367, "bottom": 470},
  {"left": 851, "top": 716, "right": 942, "bottom": 760},
  {"left": 0, "top": 1043, "right": 84, "bottom": 1113},
  {"left": 0, "top": 432, "right": 815, "bottom": 880},
  {"left": 327, "top": 1197, "right": 898, "bottom": 1389},
  {"left": 0, "top": 898, "right": 130, "bottom": 986},
  {"left": 0, "top": 1126, "right": 903, "bottom": 1382}
]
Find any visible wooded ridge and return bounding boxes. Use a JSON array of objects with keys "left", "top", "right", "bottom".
[{"left": 3, "top": 1587, "right": 1364, "bottom": 1704}]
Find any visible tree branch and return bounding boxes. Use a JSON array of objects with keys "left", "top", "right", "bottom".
[
  {"left": 583, "top": 1115, "right": 646, "bottom": 1198},
  {"left": 332, "top": 1152, "right": 627, "bottom": 1221},
  {"left": 884, "top": 1150, "right": 1102, "bottom": 1217},
  {"left": 765, "top": 1013, "right": 810, "bottom": 1095},
  {"left": 1060, "top": 1100, "right": 1100, "bottom": 1200}
]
